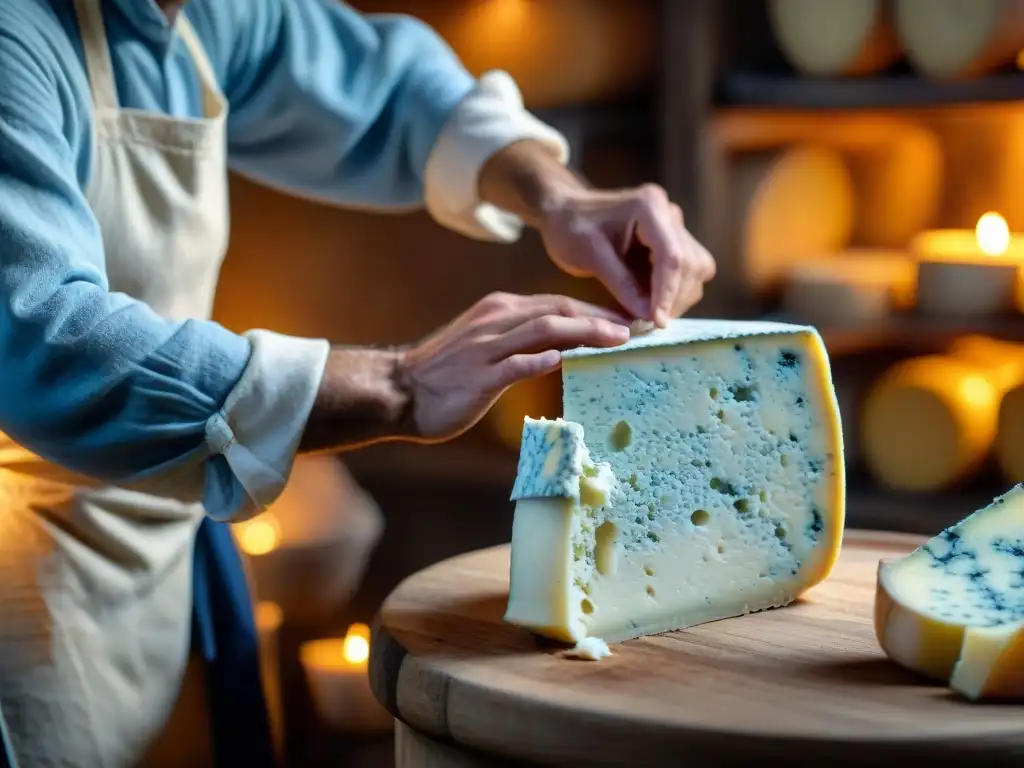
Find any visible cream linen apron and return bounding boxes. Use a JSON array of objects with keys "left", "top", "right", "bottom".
[{"left": 0, "top": 1, "right": 237, "bottom": 764}]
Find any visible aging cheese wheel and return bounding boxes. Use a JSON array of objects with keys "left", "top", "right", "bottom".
[
  {"left": 734, "top": 145, "right": 856, "bottom": 294},
  {"left": 861, "top": 355, "right": 1012, "bottom": 492},
  {"left": 960, "top": 336, "right": 1024, "bottom": 482},
  {"left": 769, "top": 0, "right": 901, "bottom": 76},
  {"left": 781, "top": 249, "right": 916, "bottom": 324},
  {"left": 846, "top": 125, "right": 943, "bottom": 248},
  {"left": 350, "top": 0, "right": 657, "bottom": 108},
  {"left": 997, "top": 385, "right": 1024, "bottom": 482},
  {"left": 896, "top": 0, "right": 1024, "bottom": 78}
]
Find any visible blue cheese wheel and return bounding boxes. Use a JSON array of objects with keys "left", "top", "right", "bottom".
[{"left": 504, "top": 319, "right": 845, "bottom": 645}]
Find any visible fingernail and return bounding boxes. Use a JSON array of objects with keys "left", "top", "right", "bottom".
[{"left": 604, "top": 321, "right": 631, "bottom": 340}]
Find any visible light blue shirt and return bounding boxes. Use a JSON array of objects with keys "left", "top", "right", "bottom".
[{"left": 0, "top": 0, "right": 532, "bottom": 520}]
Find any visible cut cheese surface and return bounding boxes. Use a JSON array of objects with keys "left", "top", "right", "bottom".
[
  {"left": 504, "top": 319, "right": 846, "bottom": 645},
  {"left": 875, "top": 484, "right": 1024, "bottom": 700}
]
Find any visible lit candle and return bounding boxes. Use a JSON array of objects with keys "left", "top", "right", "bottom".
[
  {"left": 300, "top": 623, "right": 394, "bottom": 733},
  {"left": 913, "top": 212, "right": 1024, "bottom": 317}
]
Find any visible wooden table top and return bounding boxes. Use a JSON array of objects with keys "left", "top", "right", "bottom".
[{"left": 369, "top": 530, "right": 1024, "bottom": 767}]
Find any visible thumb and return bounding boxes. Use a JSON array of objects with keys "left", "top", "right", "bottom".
[{"left": 584, "top": 233, "right": 648, "bottom": 319}]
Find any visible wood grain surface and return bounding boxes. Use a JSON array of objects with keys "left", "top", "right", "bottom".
[{"left": 369, "top": 530, "right": 1024, "bottom": 767}]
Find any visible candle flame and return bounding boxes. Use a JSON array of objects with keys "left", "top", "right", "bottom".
[
  {"left": 976, "top": 212, "right": 1010, "bottom": 257},
  {"left": 342, "top": 623, "right": 371, "bottom": 665},
  {"left": 236, "top": 513, "right": 282, "bottom": 556}
]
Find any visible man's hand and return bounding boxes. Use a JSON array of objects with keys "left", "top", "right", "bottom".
[
  {"left": 300, "top": 292, "right": 628, "bottom": 453},
  {"left": 398, "top": 292, "right": 628, "bottom": 441},
  {"left": 479, "top": 140, "right": 716, "bottom": 327}
]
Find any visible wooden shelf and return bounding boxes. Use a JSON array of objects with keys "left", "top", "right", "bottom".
[
  {"left": 761, "top": 311, "right": 1024, "bottom": 356},
  {"left": 715, "top": 70, "right": 1024, "bottom": 111}
]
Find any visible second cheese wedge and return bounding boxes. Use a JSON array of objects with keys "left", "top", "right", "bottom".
[
  {"left": 504, "top": 319, "right": 846, "bottom": 645},
  {"left": 875, "top": 484, "right": 1024, "bottom": 701}
]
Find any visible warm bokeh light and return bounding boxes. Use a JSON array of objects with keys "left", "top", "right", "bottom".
[
  {"left": 976, "top": 212, "right": 1011, "bottom": 257},
  {"left": 256, "top": 601, "right": 283, "bottom": 632},
  {"left": 236, "top": 513, "right": 282, "bottom": 556},
  {"left": 342, "top": 623, "right": 371, "bottom": 665},
  {"left": 958, "top": 373, "right": 996, "bottom": 410},
  {"left": 1017, "top": 49, "right": 1024, "bottom": 70}
]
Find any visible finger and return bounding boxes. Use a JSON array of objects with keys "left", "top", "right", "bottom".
[
  {"left": 685, "top": 228, "right": 717, "bottom": 282},
  {"left": 483, "top": 313, "right": 630, "bottom": 361},
  {"left": 474, "top": 291, "right": 629, "bottom": 333},
  {"left": 633, "top": 192, "right": 687, "bottom": 327},
  {"left": 484, "top": 350, "right": 563, "bottom": 392},
  {"left": 672, "top": 280, "right": 704, "bottom": 317},
  {"left": 642, "top": 215, "right": 687, "bottom": 327},
  {"left": 524, "top": 294, "right": 632, "bottom": 325},
  {"left": 585, "top": 235, "right": 649, "bottom": 319}
]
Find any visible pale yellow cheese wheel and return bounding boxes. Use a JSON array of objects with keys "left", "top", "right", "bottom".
[
  {"left": 861, "top": 355, "right": 1006, "bottom": 492},
  {"left": 896, "top": 0, "right": 1024, "bottom": 79},
  {"left": 997, "top": 385, "right": 1024, "bottom": 483},
  {"left": 769, "top": 0, "right": 901, "bottom": 76},
  {"left": 350, "top": 0, "right": 657, "bottom": 108},
  {"left": 781, "top": 249, "right": 916, "bottom": 323},
  {"left": 846, "top": 124, "right": 943, "bottom": 248},
  {"left": 735, "top": 145, "right": 856, "bottom": 294}
]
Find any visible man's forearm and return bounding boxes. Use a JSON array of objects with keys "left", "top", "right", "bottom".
[
  {"left": 298, "top": 346, "right": 412, "bottom": 454},
  {"left": 477, "top": 140, "right": 587, "bottom": 228}
]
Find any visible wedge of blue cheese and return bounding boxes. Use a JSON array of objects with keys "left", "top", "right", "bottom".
[
  {"left": 505, "top": 417, "right": 618, "bottom": 645},
  {"left": 504, "top": 319, "right": 846, "bottom": 645},
  {"left": 876, "top": 484, "right": 1024, "bottom": 700}
]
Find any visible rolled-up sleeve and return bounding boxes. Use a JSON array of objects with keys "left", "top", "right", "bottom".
[
  {"left": 0, "top": 32, "right": 327, "bottom": 523},
  {"left": 206, "top": 0, "right": 569, "bottom": 243}
]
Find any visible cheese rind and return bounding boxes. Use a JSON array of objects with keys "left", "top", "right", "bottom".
[
  {"left": 505, "top": 417, "right": 617, "bottom": 643},
  {"left": 510, "top": 418, "right": 589, "bottom": 501},
  {"left": 875, "top": 484, "right": 1024, "bottom": 700},
  {"left": 505, "top": 319, "right": 845, "bottom": 645}
]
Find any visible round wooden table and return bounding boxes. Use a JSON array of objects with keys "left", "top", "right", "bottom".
[{"left": 369, "top": 530, "right": 1024, "bottom": 767}]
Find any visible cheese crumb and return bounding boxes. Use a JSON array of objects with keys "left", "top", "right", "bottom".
[
  {"left": 628, "top": 319, "right": 656, "bottom": 337},
  {"left": 564, "top": 636, "right": 611, "bottom": 661}
]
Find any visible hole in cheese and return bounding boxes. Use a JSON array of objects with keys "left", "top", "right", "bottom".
[
  {"left": 609, "top": 420, "right": 632, "bottom": 451},
  {"left": 581, "top": 598, "right": 594, "bottom": 614},
  {"left": 594, "top": 521, "right": 620, "bottom": 575},
  {"left": 690, "top": 509, "right": 711, "bottom": 526}
]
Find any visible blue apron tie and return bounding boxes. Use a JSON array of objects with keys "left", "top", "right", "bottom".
[{"left": 191, "top": 516, "right": 277, "bottom": 768}]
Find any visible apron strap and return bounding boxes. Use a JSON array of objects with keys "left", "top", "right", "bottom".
[
  {"left": 71, "top": 0, "right": 120, "bottom": 111},
  {"left": 192, "top": 517, "right": 277, "bottom": 768},
  {"left": 176, "top": 16, "right": 227, "bottom": 120}
]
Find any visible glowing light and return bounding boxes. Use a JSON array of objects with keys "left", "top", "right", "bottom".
[
  {"left": 342, "top": 623, "right": 371, "bottom": 665},
  {"left": 237, "top": 513, "right": 282, "bottom": 556},
  {"left": 976, "top": 212, "right": 1010, "bottom": 257}
]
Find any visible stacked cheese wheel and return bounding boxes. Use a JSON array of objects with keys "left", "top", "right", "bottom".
[
  {"left": 768, "top": 0, "right": 900, "bottom": 76},
  {"left": 771, "top": 0, "right": 1024, "bottom": 78},
  {"left": 781, "top": 249, "right": 915, "bottom": 325},
  {"left": 862, "top": 336, "right": 1024, "bottom": 493},
  {"left": 733, "top": 144, "right": 856, "bottom": 294},
  {"left": 895, "top": 0, "right": 1024, "bottom": 79}
]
